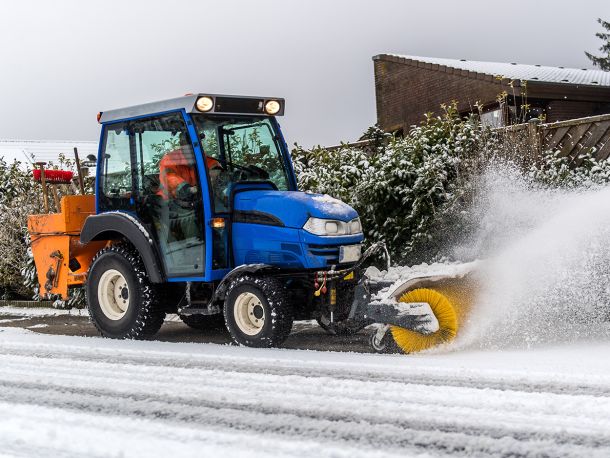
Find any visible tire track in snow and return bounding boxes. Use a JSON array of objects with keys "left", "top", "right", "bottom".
[
  {"left": 1, "top": 344, "right": 609, "bottom": 398},
  {"left": 1, "top": 351, "right": 609, "bottom": 432},
  {"left": 2, "top": 330, "right": 610, "bottom": 457},
  {"left": 1, "top": 353, "right": 610, "bottom": 457},
  {"left": 0, "top": 400, "right": 403, "bottom": 458},
  {"left": 1, "top": 378, "right": 608, "bottom": 458}
]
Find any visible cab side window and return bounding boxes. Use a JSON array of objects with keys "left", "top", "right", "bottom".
[{"left": 99, "top": 124, "right": 134, "bottom": 211}]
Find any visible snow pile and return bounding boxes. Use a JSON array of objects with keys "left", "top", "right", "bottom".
[
  {"left": 366, "top": 260, "right": 479, "bottom": 301},
  {"left": 367, "top": 262, "right": 473, "bottom": 284},
  {"left": 454, "top": 166, "right": 610, "bottom": 349}
]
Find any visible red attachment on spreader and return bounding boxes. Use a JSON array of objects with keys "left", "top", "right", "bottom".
[{"left": 33, "top": 169, "right": 74, "bottom": 184}]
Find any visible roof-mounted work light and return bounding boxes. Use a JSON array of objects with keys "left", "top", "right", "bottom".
[
  {"left": 196, "top": 96, "right": 214, "bottom": 112},
  {"left": 264, "top": 100, "right": 281, "bottom": 115}
]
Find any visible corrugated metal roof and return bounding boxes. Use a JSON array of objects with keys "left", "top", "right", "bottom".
[
  {"left": 377, "top": 54, "right": 610, "bottom": 87},
  {"left": 0, "top": 139, "right": 98, "bottom": 165}
]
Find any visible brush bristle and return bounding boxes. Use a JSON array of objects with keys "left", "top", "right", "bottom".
[{"left": 390, "top": 288, "right": 458, "bottom": 354}]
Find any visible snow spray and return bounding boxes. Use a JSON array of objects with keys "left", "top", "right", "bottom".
[{"left": 453, "top": 164, "right": 610, "bottom": 350}]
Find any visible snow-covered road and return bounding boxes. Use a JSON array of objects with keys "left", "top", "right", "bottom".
[{"left": 1, "top": 327, "right": 610, "bottom": 457}]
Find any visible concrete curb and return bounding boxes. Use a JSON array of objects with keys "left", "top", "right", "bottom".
[{"left": 0, "top": 300, "right": 55, "bottom": 308}]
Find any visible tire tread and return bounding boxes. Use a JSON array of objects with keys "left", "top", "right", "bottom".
[
  {"left": 224, "top": 275, "right": 293, "bottom": 347},
  {"left": 86, "top": 242, "right": 165, "bottom": 339}
]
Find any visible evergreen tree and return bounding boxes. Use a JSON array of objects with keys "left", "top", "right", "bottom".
[{"left": 585, "top": 18, "right": 610, "bottom": 70}]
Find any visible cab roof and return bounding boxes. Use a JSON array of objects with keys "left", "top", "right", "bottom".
[{"left": 99, "top": 94, "right": 285, "bottom": 124}]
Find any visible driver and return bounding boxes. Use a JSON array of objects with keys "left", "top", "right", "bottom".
[
  {"left": 157, "top": 133, "right": 198, "bottom": 203},
  {"left": 157, "top": 134, "right": 223, "bottom": 203}
]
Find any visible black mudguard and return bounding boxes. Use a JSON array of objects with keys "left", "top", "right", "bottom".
[
  {"left": 81, "top": 212, "right": 164, "bottom": 283},
  {"left": 213, "top": 263, "right": 279, "bottom": 302}
]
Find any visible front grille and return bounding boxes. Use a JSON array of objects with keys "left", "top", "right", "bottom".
[
  {"left": 307, "top": 243, "right": 340, "bottom": 265},
  {"left": 245, "top": 250, "right": 264, "bottom": 264}
]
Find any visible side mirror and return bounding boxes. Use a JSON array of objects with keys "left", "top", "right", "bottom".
[{"left": 82, "top": 154, "right": 97, "bottom": 168}]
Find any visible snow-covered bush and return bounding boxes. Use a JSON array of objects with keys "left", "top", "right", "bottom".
[
  {"left": 0, "top": 155, "right": 90, "bottom": 306},
  {"left": 528, "top": 148, "right": 610, "bottom": 188},
  {"left": 0, "top": 158, "right": 44, "bottom": 299}
]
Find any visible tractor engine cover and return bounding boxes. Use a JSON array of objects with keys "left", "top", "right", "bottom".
[{"left": 231, "top": 189, "right": 362, "bottom": 269}]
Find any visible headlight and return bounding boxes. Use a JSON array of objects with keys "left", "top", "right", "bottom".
[
  {"left": 303, "top": 217, "right": 363, "bottom": 236},
  {"left": 325, "top": 221, "right": 340, "bottom": 234},
  {"left": 196, "top": 96, "right": 214, "bottom": 112}
]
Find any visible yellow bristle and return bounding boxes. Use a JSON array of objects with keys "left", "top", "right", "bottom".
[{"left": 390, "top": 288, "right": 459, "bottom": 354}]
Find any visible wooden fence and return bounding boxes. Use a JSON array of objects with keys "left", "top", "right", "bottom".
[
  {"left": 499, "top": 113, "right": 610, "bottom": 162},
  {"left": 324, "top": 113, "right": 610, "bottom": 164}
]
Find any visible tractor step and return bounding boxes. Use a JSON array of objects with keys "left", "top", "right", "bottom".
[{"left": 178, "top": 306, "right": 222, "bottom": 316}]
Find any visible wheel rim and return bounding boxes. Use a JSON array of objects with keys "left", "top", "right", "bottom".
[
  {"left": 370, "top": 329, "right": 388, "bottom": 352},
  {"left": 233, "top": 291, "right": 265, "bottom": 336},
  {"left": 97, "top": 269, "right": 130, "bottom": 321}
]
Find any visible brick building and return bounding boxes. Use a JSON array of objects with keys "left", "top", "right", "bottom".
[{"left": 373, "top": 54, "right": 610, "bottom": 135}]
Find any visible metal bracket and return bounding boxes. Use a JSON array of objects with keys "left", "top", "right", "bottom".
[
  {"left": 44, "top": 250, "right": 64, "bottom": 293},
  {"left": 364, "top": 300, "right": 438, "bottom": 334}
]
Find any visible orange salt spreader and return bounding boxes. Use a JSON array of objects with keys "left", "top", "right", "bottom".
[{"left": 27, "top": 161, "right": 106, "bottom": 299}]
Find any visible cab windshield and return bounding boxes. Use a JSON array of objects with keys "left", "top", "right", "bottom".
[{"left": 192, "top": 115, "right": 291, "bottom": 212}]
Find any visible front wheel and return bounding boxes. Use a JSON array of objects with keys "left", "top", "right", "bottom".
[
  {"left": 224, "top": 275, "right": 293, "bottom": 347},
  {"left": 86, "top": 244, "right": 165, "bottom": 339}
]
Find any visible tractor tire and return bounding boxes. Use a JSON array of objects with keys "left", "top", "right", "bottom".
[
  {"left": 86, "top": 243, "right": 165, "bottom": 339},
  {"left": 179, "top": 313, "right": 227, "bottom": 332},
  {"left": 224, "top": 275, "right": 293, "bottom": 348}
]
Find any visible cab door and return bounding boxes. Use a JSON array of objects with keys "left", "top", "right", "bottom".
[{"left": 99, "top": 112, "right": 206, "bottom": 278}]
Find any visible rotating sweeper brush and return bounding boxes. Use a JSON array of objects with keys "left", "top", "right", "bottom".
[
  {"left": 383, "top": 271, "right": 479, "bottom": 353},
  {"left": 319, "top": 249, "right": 475, "bottom": 354},
  {"left": 316, "top": 243, "right": 479, "bottom": 354},
  {"left": 389, "top": 288, "right": 458, "bottom": 353}
]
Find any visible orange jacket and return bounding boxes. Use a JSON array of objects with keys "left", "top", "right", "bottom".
[
  {"left": 206, "top": 155, "right": 221, "bottom": 170},
  {"left": 157, "top": 149, "right": 221, "bottom": 200}
]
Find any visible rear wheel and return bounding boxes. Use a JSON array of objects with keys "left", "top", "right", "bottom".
[
  {"left": 224, "top": 275, "right": 293, "bottom": 347},
  {"left": 86, "top": 244, "right": 165, "bottom": 339}
]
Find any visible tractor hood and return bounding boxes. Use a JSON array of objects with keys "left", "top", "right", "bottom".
[{"left": 233, "top": 190, "right": 358, "bottom": 228}]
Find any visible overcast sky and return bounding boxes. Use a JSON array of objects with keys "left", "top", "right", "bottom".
[{"left": 0, "top": 0, "right": 608, "bottom": 149}]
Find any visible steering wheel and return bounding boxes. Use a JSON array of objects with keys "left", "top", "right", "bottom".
[
  {"left": 248, "top": 164, "right": 270, "bottom": 179},
  {"left": 231, "top": 163, "right": 269, "bottom": 180}
]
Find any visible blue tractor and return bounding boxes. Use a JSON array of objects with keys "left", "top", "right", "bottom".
[{"left": 67, "top": 94, "right": 442, "bottom": 350}]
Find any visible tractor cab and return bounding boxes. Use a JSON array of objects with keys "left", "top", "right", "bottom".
[{"left": 92, "top": 94, "right": 363, "bottom": 286}]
